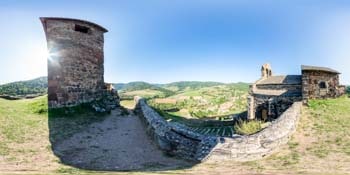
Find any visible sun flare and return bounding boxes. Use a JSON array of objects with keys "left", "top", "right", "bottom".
[{"left": 22, "top": 44, "right": 48, "bottom": 77}]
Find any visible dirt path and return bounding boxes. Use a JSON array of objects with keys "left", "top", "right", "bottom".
[{"left": 53, "top": 109, "right": 192, "bottom": 171}]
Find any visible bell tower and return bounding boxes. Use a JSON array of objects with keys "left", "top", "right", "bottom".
[{"left": 261, "top": 63, "right": 272, "bottom": 79}]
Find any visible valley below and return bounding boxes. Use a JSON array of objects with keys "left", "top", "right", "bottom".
[{"left": 118, "top": 81, "right": 249, "bottom": 119}]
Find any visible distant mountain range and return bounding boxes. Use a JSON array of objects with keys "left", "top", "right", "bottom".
[
  {"left": 115, "top": 81, "right": 251, "bottom": 100},
  {"left": 114, "top": 81, "right": 227, "bottom": 92}
]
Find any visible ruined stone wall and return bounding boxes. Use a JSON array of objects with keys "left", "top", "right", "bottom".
[
  {"left": 302, "top": 70, "right": 341, "bottom": 101},
  {"left": 338, "top": 85, "right": 346, "bottom": 95},
  {"left": 251, "top": 94, "right": 301, "bottom": 120},
  {"left": 248, "top": 83, "right": 302, "bottom": 120},
  {"left": 134, "top": 97, "right": 217, "bottom": 161},
  {"left": 135, "top": 97, "right": 302, "bottom": 162},
  {"left": 207, "top": 102, "right": 302, "bottom": 162},
  {"left": 41, "top": 18, "right": 108, "bottom": 108}
]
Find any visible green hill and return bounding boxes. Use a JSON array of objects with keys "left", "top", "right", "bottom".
[
  {"left": 115, "top": 81, "right": 175, "bottom": 99},
  {"left": 148, "top": 83, "right": 250, "bottom": 120},
  {"left": 115, "top": 81, "right": 227, "bottom": 93},
  {"left": 117, "top": 81, "right": 250, "bottom": 118},
  {"left": 0, "top": 77, "right": 47, "bottom": 96},
  {"left": 115, "top": 81, "right": 167, "bottom": 92},
  {"left": 162, "top": 81, "right": 225, "bottom": 92}
]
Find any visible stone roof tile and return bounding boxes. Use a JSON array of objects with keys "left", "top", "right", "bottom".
[
  {"left": 301, "top": 65, "right": 340, "bottom": 74},
  {"left": 257, "top": 75, "right": 302, "bottom": 85}
]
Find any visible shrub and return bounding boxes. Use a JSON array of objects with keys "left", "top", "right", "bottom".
[
  {"left": 189, "top": 110, "right": 208, "bottom": 118},
  {"left": 308, "top": 99, "right": 328, "bottom": 110},
  {"left": 234, "top": 119, "right": 263, "bottom": 135},
  {"left": 48, "top": 100, "right": 112, "bottom": 118},
  {"left": 28, "top": 95, "right": 48, "bottom": 114}
]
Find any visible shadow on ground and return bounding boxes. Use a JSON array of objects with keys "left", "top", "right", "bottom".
[{"left": 48, "top": 107, "right": 196, "bottom": 171}]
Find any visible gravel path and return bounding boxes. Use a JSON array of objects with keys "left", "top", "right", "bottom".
[{"left": 53, "top": 109, "right": 192, "bottom": 171}]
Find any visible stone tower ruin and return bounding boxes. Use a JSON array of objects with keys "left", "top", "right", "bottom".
[{"left": 41, "top": 17, "right": 118, "bottom": 109}]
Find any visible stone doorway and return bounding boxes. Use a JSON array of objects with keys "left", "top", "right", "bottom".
[{"left": 262, "top": 109, "right": 268, "bottom": 121}]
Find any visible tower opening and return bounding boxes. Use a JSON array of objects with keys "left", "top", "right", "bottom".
[{"left": 75, "top": 24, "right": 90, "bottom": 34}]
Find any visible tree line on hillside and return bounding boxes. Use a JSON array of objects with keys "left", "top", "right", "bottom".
[
  {"left": 0, "top": 76, "right": 250, "bottom": 98},
  {"left": 162, "top": 81, "right": 225, "bottom": 91},
  {"left": 114, "top": 81, "right": 175, "bottom": 100},
  {"left": 114, "top": 81, "right": 229, "bottom": 93},
  {"left": 0, "top": 77, "right": 47, "bottom": 96}
]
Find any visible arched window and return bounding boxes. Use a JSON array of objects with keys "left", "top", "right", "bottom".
[{"left": 319, "top": 81, "right": 327, "bottom": 89}]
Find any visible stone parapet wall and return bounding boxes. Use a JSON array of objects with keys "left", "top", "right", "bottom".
[
  {"left": 207, "top": 102, "right": 302, "bottom": 161},
  {"left": 134, "top": 97, "right": 217, "bottom": 161},
  {"left": 134, "top": 96, "right": 302, "bottom": 162}
]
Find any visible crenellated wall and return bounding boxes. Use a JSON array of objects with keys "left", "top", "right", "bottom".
[{"left": 134, "top": 96, "right": 302, "bottom": 162}]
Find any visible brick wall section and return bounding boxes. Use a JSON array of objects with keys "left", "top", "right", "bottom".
[
  {"left": 41, "top": 18, "right": 108, "bottom": 108},
  {"left": 134, "top": 96, "right": 302, "bottom": 162}
]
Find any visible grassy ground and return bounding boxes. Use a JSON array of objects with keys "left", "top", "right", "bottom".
[
  {"left": 120, "top": 100, "right": 135, "bottom": 109},
  {"left": 232, "top": 96, "right": 350, "bottom": 174},
  {"left": 0, "top": 96, "right": 349, "bottom": 174},
  {"left": 0, "top": 96, "right": 60, "bottom": 172}
]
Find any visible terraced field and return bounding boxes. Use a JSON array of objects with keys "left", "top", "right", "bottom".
[
  {"left": 148, "top": 84, "right": 249, "bottom": 120},
  {"left": 187, "top": 126, "right": 235, "bottom": 137}
]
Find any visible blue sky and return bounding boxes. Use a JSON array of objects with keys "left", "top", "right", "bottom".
[{"left": 0, "top": 0, "right": 350, "bottom": 84}]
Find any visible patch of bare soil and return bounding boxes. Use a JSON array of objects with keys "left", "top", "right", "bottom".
[{"left": 52, "top": 109, "right": 192, "bottom": 171}]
